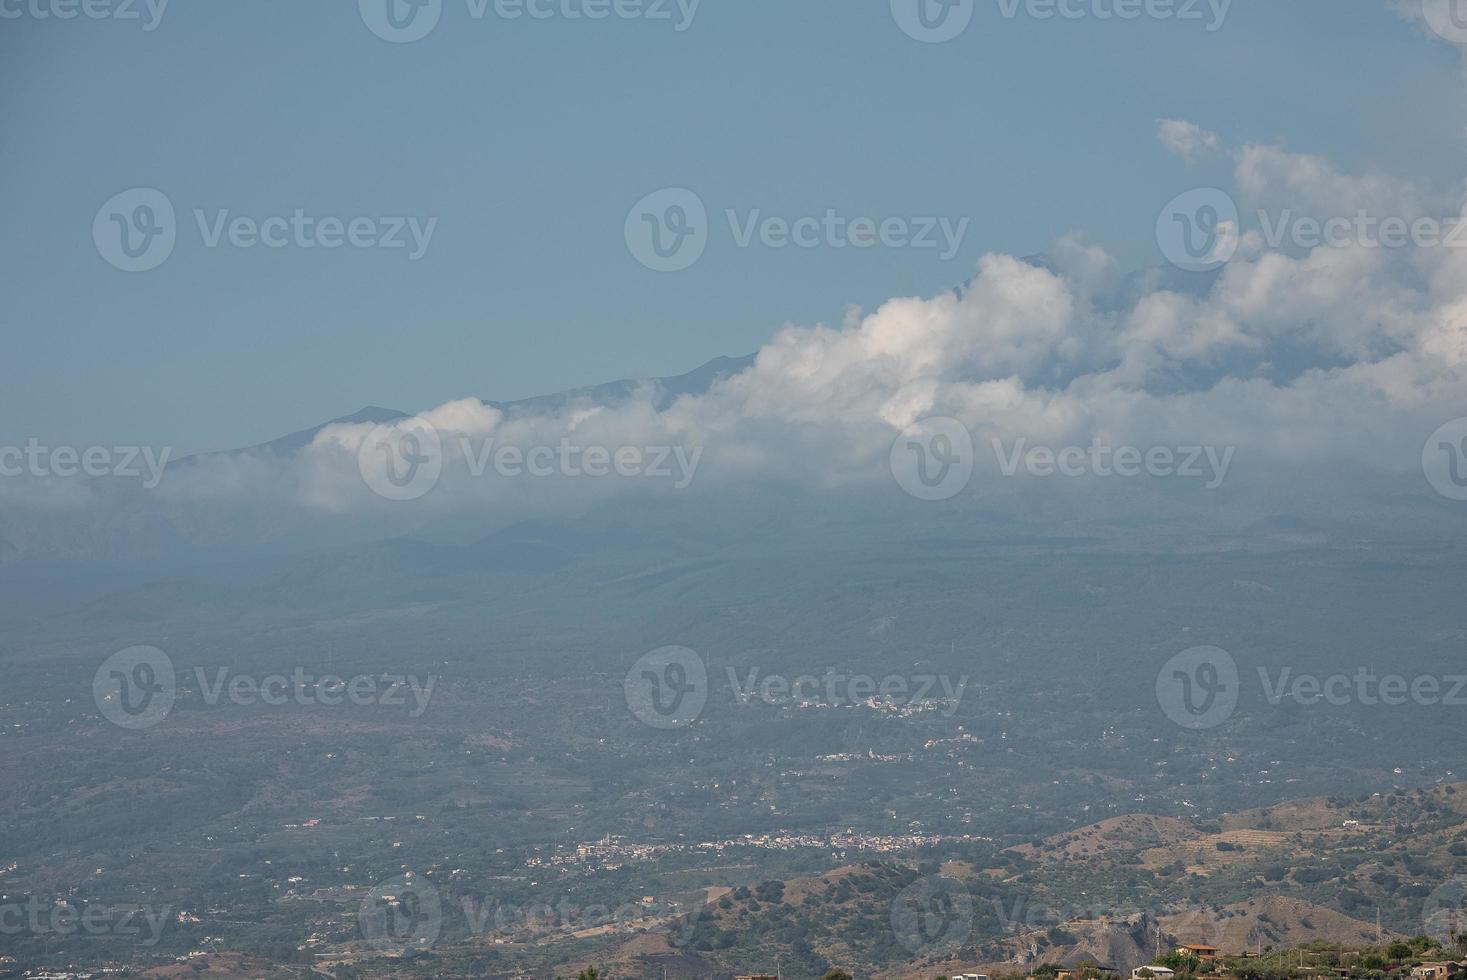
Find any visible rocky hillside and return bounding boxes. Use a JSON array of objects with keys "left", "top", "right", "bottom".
[{"left": 594, "top": 784, "right": 1467, "bottom": 980}]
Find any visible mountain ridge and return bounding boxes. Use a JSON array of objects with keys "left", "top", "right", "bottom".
[{"left": 184, "top": 353, "right": 758, "bottom": 464}]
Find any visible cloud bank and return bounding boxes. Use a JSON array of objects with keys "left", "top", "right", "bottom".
[
  {"left": 6, "top": 114, "right": 1467, "bottom": 558},
  {"left": 264, "top": 123, "right": 1467, "bottom": 512}
]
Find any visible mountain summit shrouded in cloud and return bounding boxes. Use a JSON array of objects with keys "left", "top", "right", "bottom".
[
  {"left": 5, "top": 124, "right": 1467, "bottom": 564},
  {"left": 188, "top": 126, "right": 1467, "bottom": 506}
]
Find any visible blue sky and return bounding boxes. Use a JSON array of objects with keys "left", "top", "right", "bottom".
[{"left": 2, "top": 0, "right": 1463, "bottom": 453}]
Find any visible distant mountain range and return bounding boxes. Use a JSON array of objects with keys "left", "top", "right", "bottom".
[{"left": 210, "top": 353, "right": 758, "bottom": 460}]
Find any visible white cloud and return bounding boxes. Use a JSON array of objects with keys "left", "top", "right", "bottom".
[
  {"left": 1157, "top": 119, "right": 1222, "bottom": 163},
  {"left": 1233, "top": 143, "right": 1430, "bottom": 218}
]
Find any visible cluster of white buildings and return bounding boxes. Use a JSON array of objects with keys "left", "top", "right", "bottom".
[{"left": 530, "top": 828, "right": 991, "bottom": 868}]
